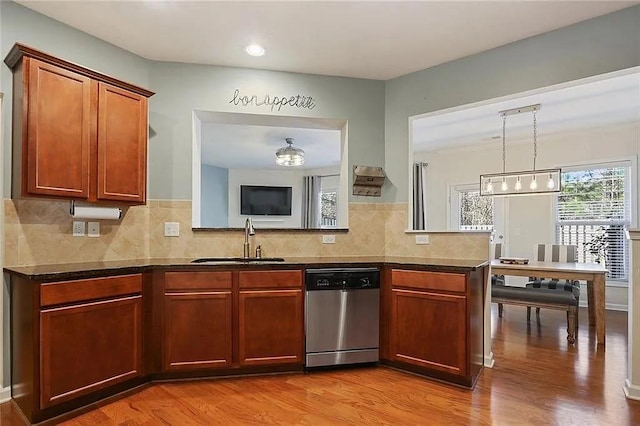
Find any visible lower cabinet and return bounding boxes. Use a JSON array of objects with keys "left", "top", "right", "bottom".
[
  {"left": 163, "top": 271, "right": 233, "bottom": 371},
  {"left": 162, "top": 269, "right": 303, "bottom": 372},
  {"left": 390, "top": 289, "right": 466, "bottom": 376},
  {"left": 7, "top": 273, "right": 145, "bottom": 423},
  {"left": 239, "top": 289, "right": 303, "bottom": 366},
  {"left": 385, "top": 267, "right": 486, "bottom": 387},
  {"left": 38, "top": 276, "right": 143, "bottom": 410},
  {"left": 164, "top": 292, "right": 232, "bottom": 370},
  {"left": 8, "top": 263, "right": 485, "bottom": 424}
]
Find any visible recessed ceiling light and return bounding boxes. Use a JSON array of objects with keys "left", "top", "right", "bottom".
[{"left": 246, "top": 44, "right": 265, "bottom": 57}]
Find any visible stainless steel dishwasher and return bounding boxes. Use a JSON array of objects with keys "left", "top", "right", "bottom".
[{"left": 305, "top": 267, "right": 380, "bottom": 368}]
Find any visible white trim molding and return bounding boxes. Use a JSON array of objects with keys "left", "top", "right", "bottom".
[
  {"left": 0, "top": 385, "right": 10, "bottom": 403},
  {"left": 625, "top": 229, "right": 640, "bottom": 401},
  {"left": 623, "top": 379, "right": 640, "bottom": 401},
  {"left": 484, "top": 352, "right": 495, "bottom": 369},
  {"left": 578, "top": 301, "right": 628, "bottom": 312}
]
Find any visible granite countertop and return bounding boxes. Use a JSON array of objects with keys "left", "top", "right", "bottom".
[{"left": 4, "top": 256, "right": 489, "bottom": 281}]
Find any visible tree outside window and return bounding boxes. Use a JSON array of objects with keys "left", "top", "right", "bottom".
[
  {"left": 320, "top": 190, "right": 337, "bottom": 227},
  {"left": 459, "top": 189, "right": 494, "bottom": 231}
]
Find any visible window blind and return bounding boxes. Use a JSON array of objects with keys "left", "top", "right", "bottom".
[{"left": 555, "top": 165, "right": 630, "bottom": 280}]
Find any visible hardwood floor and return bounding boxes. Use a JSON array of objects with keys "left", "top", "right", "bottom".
[{"left": 2, "top": 306, "right": 640, "bottom": 425}]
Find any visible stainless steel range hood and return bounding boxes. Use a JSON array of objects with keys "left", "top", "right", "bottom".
[{"left": 352, "top": 165, "right": 386, "bottom": 197}]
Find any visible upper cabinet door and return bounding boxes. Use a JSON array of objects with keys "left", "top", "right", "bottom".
[
  {"left": 7, "top": 43, "right": 153, "bottom": 204},
  {"left": 26, "top": 58, "right": 92, "bottom": 198},
  {"left": 96, "top": 83, "right": 148, "bottom": 203}
]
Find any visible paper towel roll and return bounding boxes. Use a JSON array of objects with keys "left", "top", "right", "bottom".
[{"left": 70, "top": 204, "right": 122, "bottom": 220}]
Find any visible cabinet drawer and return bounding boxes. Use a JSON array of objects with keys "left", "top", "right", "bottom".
[
  {"left": 165, "top": 271, "right": 232, "bottom": 291},
  {"left": 391, "top": 269, "right": 466, "bottom": 293},
  {"left": 40, "top": 274, "right": 142, "bottom": 307},
  {"left": 239, "top": 270, "right": 302, "bottom": 289}
]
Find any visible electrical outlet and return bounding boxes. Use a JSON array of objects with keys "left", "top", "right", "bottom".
[
  {"left": 164, "top": 222, "right": 180, "bottom": 237},
  {"left": 415, "top": 234, "right": 430, "bottom": 245},
  {"left": 72, "top": 221, "right": 85, "bottom": 237},
  {"left": 87, "top": 222, "right": 100, "bottom": 237},
  {"left": 322, "top": 235, "right": 336, "bottom": 244}
]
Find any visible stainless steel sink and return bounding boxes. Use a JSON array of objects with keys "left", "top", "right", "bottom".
[{"left": 191, "top": 257, "right": 285, "bottom": 263}]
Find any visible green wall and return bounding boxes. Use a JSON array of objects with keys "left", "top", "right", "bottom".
[
  {"left": 148, "top": 62, "right": 384, "bottom": 199},
  {"left": 1, "top": 1, "right": 639, "bottom": 203},
  {"left": 1, "top": 2, "right": 151, "bottom": 197},
  {"left": 0, "top": 1, "right": 386, "bottom": 201},
  {"left": 383, "top": 5, "right": 640, "bottom": 202}
]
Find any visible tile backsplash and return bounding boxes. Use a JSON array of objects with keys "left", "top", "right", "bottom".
[{"left": 3, "top": 199, "right": 488, "bottom": 266}]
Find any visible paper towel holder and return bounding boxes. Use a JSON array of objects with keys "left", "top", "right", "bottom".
[{"left": 70, "top": 200, "right": 123, "bottom": 220}]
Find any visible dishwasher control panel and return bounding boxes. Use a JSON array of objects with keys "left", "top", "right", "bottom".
[{"left": 305, "top": 267, "right": 380, "bottom": 290}]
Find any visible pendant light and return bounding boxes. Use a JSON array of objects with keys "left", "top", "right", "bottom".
[
  {"left": 480, "top": 104, "right": 561, "bottom": 196},
  {"left": 275, "top": 137, "right": 305, "bottom": 167}
]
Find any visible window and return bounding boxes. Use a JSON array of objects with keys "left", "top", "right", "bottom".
[
  {"left": 456, "top": 186, "right": 494, "bottom": 231},
  {"left": 555, "top": 163, "right": 631, "bottom": 281}
]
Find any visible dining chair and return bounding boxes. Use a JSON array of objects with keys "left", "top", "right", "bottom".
[{"left": 526, "top": 244, "right": 581, "bottom": 322}]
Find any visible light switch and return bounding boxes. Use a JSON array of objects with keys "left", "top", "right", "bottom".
[
  {"left": 164, "top": 222, "right": 180, "bottom": 237},
  {"left": 87, "top": 222, "right": 100, "bottom": 238}
]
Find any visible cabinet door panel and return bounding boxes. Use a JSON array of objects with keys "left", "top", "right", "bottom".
[
  {"left": 238, "top": 270, "right": 302, "bottom": 289},
  {"left": 41, "top": 274, "right": 142, "bottom": 307},
  {"left": 40, "top": 295, "right": 142, "bottom": 408},
  {"left": 391, "top": 269, "right": 466, "bottom": 293},
  {"left": 165, "top": 271, "right": 232, "bottom": 291},
  {"left": 239, "top": 290, "right": 303, "bottom": 366},
  {"left": 97, "top": 82, "right": 147, "bottom": 203},
  {"left": 164, "top": 292, "right": 232, "bottom": 371},
  {"left": 391, "top": 289, "right": 467, "bottom": 376},
  {"left": 26, "top": 58, "right": 91, "bottom": 198}
]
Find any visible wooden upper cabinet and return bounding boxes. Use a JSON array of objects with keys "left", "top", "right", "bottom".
[
  {"left": 26, "top": 58, "right": 92, "bottom": 198},
  {"left": 4, "top": 43, "right": 154, "bottom": 204},
  {"left": 97, "top": 83, "right": 148, "bottom": 203}
]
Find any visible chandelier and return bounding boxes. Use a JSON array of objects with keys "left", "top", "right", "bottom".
[
  {"left": 480, "top": 104, "right": 561, "bottom": 196},
  {"left": 275, "top": 137, "right": 304, "bottom": 166}
]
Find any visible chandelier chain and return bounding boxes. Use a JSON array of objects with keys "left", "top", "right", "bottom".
[
  {"left": 532, "top": 109, "right": 538, "bottom": 171},
  {"left": 501, "top": 113, "right": 507, "bottom": 173}
]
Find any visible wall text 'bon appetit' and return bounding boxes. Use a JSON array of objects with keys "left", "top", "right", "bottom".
[{"left": 229, "top": 89, "right": 316, "bottom": 112}]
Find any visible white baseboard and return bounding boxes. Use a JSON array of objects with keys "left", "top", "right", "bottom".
[
  {"left": 605, "top": 303, "right": 628, "bottom": 312},
  {"left": 484, "top": 352, "right": 495, "bottom": 368},
  {"left": 624, "top": 379, "right": 640, "bottom": 401},
  {"left": 578, "top": 301, "right": 627, "bottom": 312},
  {"left": 0, "top": 386, "right": 10, "bottom": 403}
]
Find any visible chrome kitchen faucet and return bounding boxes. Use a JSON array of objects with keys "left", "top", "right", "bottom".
[{"left": 243, "top": 217, "right": 255, "bottom": 258}]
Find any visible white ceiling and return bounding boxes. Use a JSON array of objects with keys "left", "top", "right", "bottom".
[
  {"left": 15, "top": 0, "right": 639, "bottom": 80},
  {"left": 412, "top": 70, "right": 640, "bottom": 153},
  {"left": 201, "top": 123, "right": 341, "bottom": 170},
  {"left": 196, "top": 111, "right": 342, "bottom": 169}
]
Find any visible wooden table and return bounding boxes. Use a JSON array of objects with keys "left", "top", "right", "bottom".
[{"left": 490, "top": 259, "right": 608, "bottom": 345}]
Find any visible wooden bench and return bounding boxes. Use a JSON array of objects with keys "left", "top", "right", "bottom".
[{"left": 492, "top": 285, "right": 578, "bottom": 344}]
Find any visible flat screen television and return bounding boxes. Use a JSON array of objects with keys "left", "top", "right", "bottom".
[{"left": 240, "top": 185, "right": 292, "bottom": 216}]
